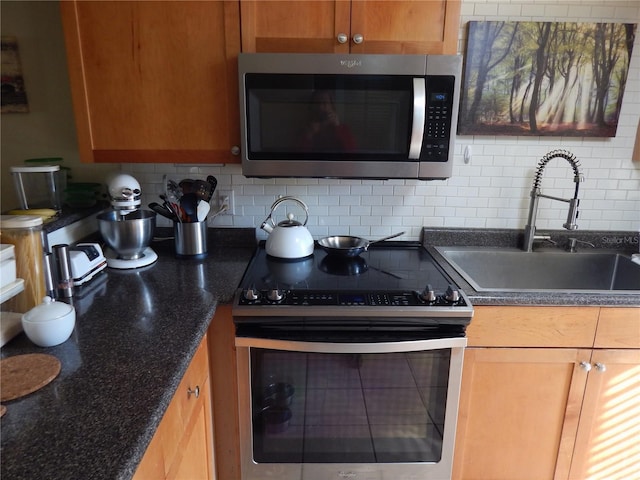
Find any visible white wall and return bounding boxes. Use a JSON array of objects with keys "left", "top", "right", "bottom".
[
  {"left": 2, "top": 1, "right": 638, "bottom": 240},
  {"left": 129, "top": 0, "right": 640, "bottom": 240}
]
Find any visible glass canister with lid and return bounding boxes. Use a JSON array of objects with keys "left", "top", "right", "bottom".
[
  {"left": 0, "top": 215, "right": 45, "bottom": 313},
  {"left": 10, "top": 164, "right": 66, "bottom": 212}
]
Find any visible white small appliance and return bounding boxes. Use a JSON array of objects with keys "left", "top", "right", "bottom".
[
  {"left": 99, "top": 173, "right": 158, "bottom": 269},
  {"left": 69, "top": 243, "right": 107, "bottom": 285}
]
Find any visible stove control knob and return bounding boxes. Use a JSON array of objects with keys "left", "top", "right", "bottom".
[
  {"left": 445, "top": 285, "right": 460, "bottom": 303},
  {"left": 244, "top": 287, "right": 260, "bottom": 301},
  {"left": 420, "top": 284, "right": 437, "bottom": 303},
  {"left": 267, "top": 288, "right": 285, "bottom": 302}
]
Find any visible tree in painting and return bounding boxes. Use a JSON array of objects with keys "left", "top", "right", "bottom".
[{"left": 458, "top": 21, "right": 636, "bottom": 137}]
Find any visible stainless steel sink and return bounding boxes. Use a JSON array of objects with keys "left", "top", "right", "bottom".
[{"left": 435, "top": 247, "right": 640, "bottom": 293}]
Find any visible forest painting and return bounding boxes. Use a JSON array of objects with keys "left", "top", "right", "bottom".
[{"left": 458, "top": 21, "right": 637, "bottom": 137}]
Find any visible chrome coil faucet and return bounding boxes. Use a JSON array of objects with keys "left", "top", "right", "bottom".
[{"left": 523, "top": 149, "right": 584, "bottom": 252}]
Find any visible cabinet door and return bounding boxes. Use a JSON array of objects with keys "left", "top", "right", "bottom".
[
  {"left": 350, "top": 0, "right": 460, "bottom": 54},
  {"left": 60, "top": 1, "right": 241, "bottom": 164},
  {"left": 453, "top": 348, "right": 591, "bottom": 480},
  {"left": 167, "top": 377, "right": 215, "bottom": 480},
  {"left": 133, "top": 336, "right": 214, "bottom": 480},
  {"left": 240, "top": 0, "right": 350, "bottom": 53},
  {"left": 240, "top": 0, "right": 460, "bottom": 54},
  {"left": 568, "top": 349, "right": 640, "bottom": 480}
]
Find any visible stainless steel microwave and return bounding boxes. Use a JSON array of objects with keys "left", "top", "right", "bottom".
[{"left": 238, "top": 53, "right": 462, "bottom": 180}]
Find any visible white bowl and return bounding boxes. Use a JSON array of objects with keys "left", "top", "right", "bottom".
[{"left": 22, "top": 296, "right": 75, "bottom": 347}]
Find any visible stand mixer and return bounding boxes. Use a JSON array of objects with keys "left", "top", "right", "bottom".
[{"left": 97, "top": 173, "right": 158, "bottom": 269}]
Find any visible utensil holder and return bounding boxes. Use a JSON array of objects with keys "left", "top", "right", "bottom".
[{"left": 174, "top": 221, "right": 208, "bottom": 258}]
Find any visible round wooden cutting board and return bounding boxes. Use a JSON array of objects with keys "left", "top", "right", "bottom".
[{"left": 0, "top": 354, "right": 61, "bottom": 402}]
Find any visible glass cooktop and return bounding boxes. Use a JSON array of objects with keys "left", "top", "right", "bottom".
[{"left": 238, "top": 241, "right": 457, "bottom": 294}]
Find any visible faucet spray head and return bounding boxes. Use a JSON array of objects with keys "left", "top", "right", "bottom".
[
  {"left": 563, "top": 198, "right": 580, "bottom": 230},
  {"left": 565, "top": 169, "right": 584, "bottom": 230}
]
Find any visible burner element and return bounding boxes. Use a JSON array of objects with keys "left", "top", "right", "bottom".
[{"left": 319, "top": 255, "right": 368, "bottom": 276}]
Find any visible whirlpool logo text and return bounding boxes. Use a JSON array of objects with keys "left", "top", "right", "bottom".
[
  {"left": 340, "top": 60, "right": 362, "bottom": 68},
  {"left": 338, "top": 472, "right": 358, "bottom": 479}
]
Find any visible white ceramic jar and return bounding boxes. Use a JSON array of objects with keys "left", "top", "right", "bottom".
[{"left": 22, "top": 296, "right": 75, "bottom": 347}]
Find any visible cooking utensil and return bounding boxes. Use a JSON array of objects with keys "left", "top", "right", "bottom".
[
  {"left": 164, "top": 175, "right": 182, "bottom": 203},
  {"left": 190, "top": 180, "right": 212, "bottom": 202},
  {"left": 178, "top": 179, "right": 195, "bottom": 194},
  {"left": 197, "top": 201, "right": 210, "bottom": 222},
  {"left": 149, "top": 202, "right": 178, "bottom": 221},
  {"left": 180, "top": 193, "right": 199, "bottom": 223},
  {"left": 317, "top": 231, "right": 405, "bottom": 257},
  {"left": 159, "top": 195, "right": 183, "bottom": 223},
  {"left": 206, "top": 176, "right": 218, "bottom": 201},
  {"left": 261, "top": 196, "right": 314, "bottom": 259}
]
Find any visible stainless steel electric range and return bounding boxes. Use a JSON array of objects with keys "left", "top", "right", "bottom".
[{"left": 233, "top": 241, "right": 473, "bottom": 480}]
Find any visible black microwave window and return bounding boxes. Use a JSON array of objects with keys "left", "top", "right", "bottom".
[{"left": 245, "top": 74, "right": 414, "bottom": 161}]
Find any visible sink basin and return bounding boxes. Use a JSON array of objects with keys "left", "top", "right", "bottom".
[{"left": 435, "top": 247, "right": 640, "bottom": 293}]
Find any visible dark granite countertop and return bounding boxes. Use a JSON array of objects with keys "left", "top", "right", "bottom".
[
  {"left": 40, "top": 202, "right": 110, "bottom": 235},
  {"left": 422, "top": 227, "right": 640, "bottom": 307},
  {"left": 1, "top": 228, "right": 256, "bottom": 480}
]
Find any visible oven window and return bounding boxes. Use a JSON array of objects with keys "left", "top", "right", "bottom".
[
  {"left": 245, "top": 74, "right": 413, "bottom": 161},
  {"left": 250, "top": 348, "right": 451, "bottom": 463}
]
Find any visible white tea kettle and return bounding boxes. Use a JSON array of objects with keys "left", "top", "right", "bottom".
[{"left": 261, "top": 196, "right": 314, "bottom": 259}]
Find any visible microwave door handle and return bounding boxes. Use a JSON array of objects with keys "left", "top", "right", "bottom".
[{"left": 409, "top": 78, "right": 426, "bottom": 159}]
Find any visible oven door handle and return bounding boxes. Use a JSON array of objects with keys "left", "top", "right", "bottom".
[
  {"left": 408, "top": 77, "right": 426, "bottom": 159},
  {"left": 235, "top": 336, "right": 466, "bottom": 353}
]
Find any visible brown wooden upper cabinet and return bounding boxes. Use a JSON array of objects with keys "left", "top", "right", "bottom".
[
  {"left": 60, "top": 1, "right": 241, "bottom": 164},
  {"left": 60, "top": 1, "right": 459, "bottom": 164},
  {"left": 240, "top": 0, "right": 461, "bottom": 54}
]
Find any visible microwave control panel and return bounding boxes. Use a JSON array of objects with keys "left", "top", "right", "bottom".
[{"left": 423, "top": 76, "right": 456, "bottom": 161}]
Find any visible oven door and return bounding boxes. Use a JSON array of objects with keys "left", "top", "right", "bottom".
[{"left": 235, "top": 335, "right": 466, "bottom": 480}]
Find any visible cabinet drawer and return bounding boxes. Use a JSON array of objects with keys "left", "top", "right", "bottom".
[
  {"left": 594, "top": 307, "right": 640, "bottom": 348},
  {"left": 468, "top": 306, "right": 599, "bottom": 348}
]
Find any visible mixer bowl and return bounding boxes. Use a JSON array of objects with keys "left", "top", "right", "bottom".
[{"left": 97, "top": 210, "right": 156, "bottom": 260}]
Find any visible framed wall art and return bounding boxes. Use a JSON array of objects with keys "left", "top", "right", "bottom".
[
  {"left": 458, "top": 21, "right": 637, "bottom": 137},
  {"left": 1, "top": 35, "right": 29, "bottom": 113}
]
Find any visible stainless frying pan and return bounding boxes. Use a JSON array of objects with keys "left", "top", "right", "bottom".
[{"left": 317, "top": 232, "right": 405, "bottom": 257}]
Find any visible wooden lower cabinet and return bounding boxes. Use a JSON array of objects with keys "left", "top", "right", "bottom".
[
  {"left": 207, "top": 304, "right": 241, "bottom": 480},
  {"left": 568, "top": 348, "right": 640, "bottom": 480},
  {"left": 134, "top": 335, "right": 215, "bottom": 480},
  {"left": 453, "top": 306, "right": 640, "bottom": 480},
  {"left": 454, "top": 347, "right": 590, "bottom": 480}
]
